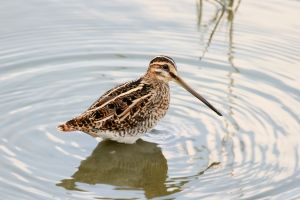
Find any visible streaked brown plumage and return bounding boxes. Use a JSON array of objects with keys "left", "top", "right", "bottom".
[{"left": 58, "top": 55, "right": 222, "bottom": 143}]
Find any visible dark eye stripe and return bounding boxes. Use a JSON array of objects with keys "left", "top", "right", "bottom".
[{"left": 162, "top": 64, "right": 169, "bottom": 71}]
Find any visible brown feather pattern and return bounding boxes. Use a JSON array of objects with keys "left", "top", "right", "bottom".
[
  {"left": 59, "top": 76, "right": 170, "bottom": 141},
  {"left": 58, "top": 55, "right": 222, "bottom": 143}
]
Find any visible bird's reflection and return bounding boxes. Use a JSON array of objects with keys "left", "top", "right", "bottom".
[{"left": 57, "top": 139, "right": 174, "bottom": 198}]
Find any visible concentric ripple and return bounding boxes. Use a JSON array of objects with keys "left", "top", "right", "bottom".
[{"left": 1, "top": 0, "right": 300, "bottom": 199}]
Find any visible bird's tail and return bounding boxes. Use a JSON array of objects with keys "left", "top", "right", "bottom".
[{"left": 57, "top": 120, "right": 77, "bottom": 132}]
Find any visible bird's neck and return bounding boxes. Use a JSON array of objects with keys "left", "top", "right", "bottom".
[{"left": 143, "top": 73, "right": 168, "bottom": 85}]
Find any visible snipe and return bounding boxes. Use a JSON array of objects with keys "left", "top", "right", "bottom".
[{"left": 58, "top": 56, "right": 222, "bottom": 143}]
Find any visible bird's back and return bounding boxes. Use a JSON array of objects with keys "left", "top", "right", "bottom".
[{"left": 58, "top": 76, "right": 170, "bottom": 141}]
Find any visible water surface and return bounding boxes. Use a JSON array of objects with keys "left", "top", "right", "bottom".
[{"left": 0, "top": 0, "right": 300, "bottom": 199}]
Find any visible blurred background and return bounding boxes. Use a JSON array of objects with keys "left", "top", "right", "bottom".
[{"left": 0, "top": 0, "right": 299, "bottom": 199}]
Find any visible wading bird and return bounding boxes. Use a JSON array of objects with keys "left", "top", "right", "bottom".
[{"left": 58, "top": 56, "right": 222, "bottom": 143}]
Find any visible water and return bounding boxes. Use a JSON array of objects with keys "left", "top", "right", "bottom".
[{"left": 0, "top": 0, "right": 300, "bottom": 199}]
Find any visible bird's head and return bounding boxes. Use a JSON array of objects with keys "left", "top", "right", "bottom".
[
  {"left": 146, "top": 55, "right": 222, "bottom": 116},
  {"left": 147, "top": 55, "right": 178, "bottom": 82}
]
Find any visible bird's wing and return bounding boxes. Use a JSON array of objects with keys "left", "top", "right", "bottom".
[
  {"left": 67, "top": 77, "right": 154, "bottom": 132},
  {"left": 87, "top": 78, "right": 142, "bottom": 111}
]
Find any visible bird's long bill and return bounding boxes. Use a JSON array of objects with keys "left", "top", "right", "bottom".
[{"left": 171, "top": 73, "right": 223, "bottom": 116}]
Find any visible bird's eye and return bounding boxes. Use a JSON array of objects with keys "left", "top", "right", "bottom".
[{"left": 162, "top": 64, "right": 169, "bottom": 71}]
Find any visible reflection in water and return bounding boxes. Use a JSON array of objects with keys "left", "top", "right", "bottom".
[
  {"left": 57, "top": 139, "right": 173, "bottom": 199},
  {"left": 226, "top": 0, "right": 242, "bottom": 72},
  {"left": 222, "top": 0, "right": 241, "bottom": 168},
  {"left": 197, "top": 0, "right": 241, "bottom": 166},
  {"left": 198, "top": 0, "right": 225, "bottom": 59},
  {"left": 57, "top": 138, "right": 221, "bottom": 198},
  {"left": 197, "top": 0, "right": 241, "bottom": 67}
]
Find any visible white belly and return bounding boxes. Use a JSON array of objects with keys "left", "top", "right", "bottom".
[{"left": 96, "top": 131, "right": 142, "bottom": 144}]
